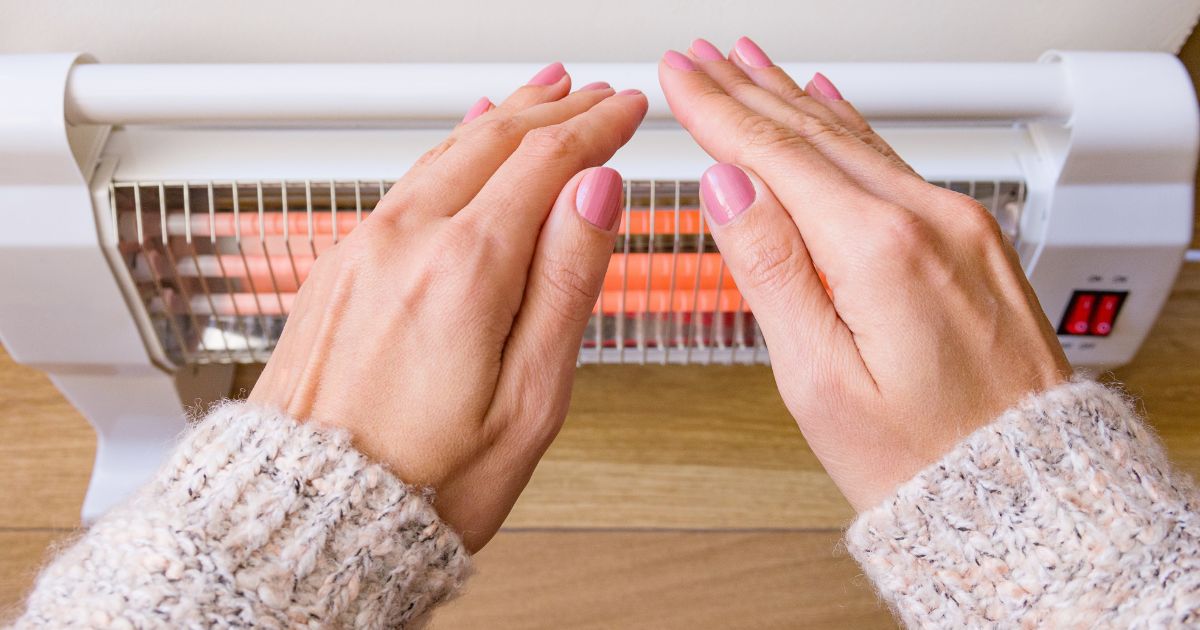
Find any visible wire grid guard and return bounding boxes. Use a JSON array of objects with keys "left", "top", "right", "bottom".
[{"left": 108, "top": 179, "right": 1025, "bottom": 366}]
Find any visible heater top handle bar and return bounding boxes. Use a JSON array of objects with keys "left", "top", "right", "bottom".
[{"left": 62, "top": 61, "right": 1077, "bottom": 126}]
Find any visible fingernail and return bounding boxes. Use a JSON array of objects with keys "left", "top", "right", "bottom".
[
  {"left": 461, "top": 96, "right": 492, "bottom": 123},
  {"left": 810, "top": 73, "right": 843, "bottom": 100},
  {"left": 733, "top": 36, "right": 772, "bottom": 69},
  {"left": 700, "top": 163, "right": 755, "bottom": 226},
  {"left": 616, "top": 88, "right": 642, "bottom": 96},
  {"left": 576, "top": 167, "right": 624, "bottom": 230},
  {"left": 690, "top": 38, "right": 724, "bottom": 61},
  {"left": 579, "top": 81, "right": 611, "bottom": 91},
  {"left": 663, "top": 50, "right": 697, "bottom": 71},
  {"left": 528, "top": 62, "right": 566, "bottom": 86}
]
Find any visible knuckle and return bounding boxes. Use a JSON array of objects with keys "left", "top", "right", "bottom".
[
  {"left": 840, "top": 113, "right": 874, "bottom": 135},
  {"left": 860, "top": 206, "right": 930, "bottom": 261},
  {"left": 536, "top": 256, "right": 598, "bottom": 325},
  {"left": 511, "top": 388, "right": 569, "bottom": 442},
  {"left": 735, "top": 116, "right": 802, "bottom": 156},
  {"left": 412, "top": 138, "right": 454, "bottom": 169},
  {"left": 778, "top": 82, "right": 810, "bottom": 105},
  {"left": 793, "top": 115, "right": 846, "bottom": 146},
  {"left": 371, "top": 181, "right": 410, "bottom": 216},
  {"left": 848, "top": 120, "right": 875, "bottom": 137},
  {"left": 725, "top": 78, "right": 762, "bottom": 102},
  {"left": 473, "top": 115, "right": 522, "bottom": 146},
  {"left": 945, "top": 193, "right": 1003, "bottom": 245},
  {"left": 741, "top": 232, "right": 803, "bottom": 294},
  {"left": 520, "top": 124, "right": 584, "bottom": 160}
]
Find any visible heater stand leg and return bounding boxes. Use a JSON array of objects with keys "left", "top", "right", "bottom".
[{"left": 48, "top": 364, "right": 234, "bottom": 523}]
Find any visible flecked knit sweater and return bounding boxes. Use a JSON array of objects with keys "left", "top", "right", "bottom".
[
  {"left": 848, "top": 380, "right": 1200, "bottom": 627},
  {"left": 11, "top": 380, "right": 1200, "bottom": 627},
  {"left": 11, "top": 404, "right": 471, "bottom": 629}
]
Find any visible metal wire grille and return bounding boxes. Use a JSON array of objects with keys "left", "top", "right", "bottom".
[{"left": 107, "top": 178, "right": 1025, "bottom": 366}]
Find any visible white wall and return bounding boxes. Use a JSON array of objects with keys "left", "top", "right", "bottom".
[{"left": 1, "top": 0, "right": 1198, "bottom": 63}]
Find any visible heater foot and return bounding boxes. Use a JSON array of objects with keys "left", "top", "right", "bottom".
[{"left": 48, "top": 364, "right": 234, "bottom": 523}]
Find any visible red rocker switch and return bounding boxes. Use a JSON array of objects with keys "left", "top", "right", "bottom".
[{"left": 1057, "top": 291, "right": 1128, "bottom": 337}]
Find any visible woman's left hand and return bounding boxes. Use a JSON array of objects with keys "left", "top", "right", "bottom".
[{"left": 249, "top": 65, "right": 647, "bottom": 551}]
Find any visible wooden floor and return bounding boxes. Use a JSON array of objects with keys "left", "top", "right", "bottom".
[{"left": 2, "top": 262, "right": 1198, "bottom": 627}]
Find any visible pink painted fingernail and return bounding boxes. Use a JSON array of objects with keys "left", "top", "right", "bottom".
[
  {"left": 700, "top": 163, "right": 755, "bottom": 226},
  {"left": 529, "top": 62, "right": 567, "bottom": 86},
  {"left": 810, "top": 73, "right": 843, "bottom": 100},
  {"left": 690, "top": 38, "right": 724, "bottom": 61},
  {"left": 733, "top": 36, "right": 772, "bottom": 69},
  {"left": 461, "top": 96, "right": 492, "bottom": 123},
  {"left": 579, "top": 81, "right": 611, "bottom": 91},
  {"left": 576, "top": 167, "right": 624, "bottom": 230},
  {"left": 616, "top": 88, "right": 643, "bottom": 96},
  {"left": 663, "top": 50, "right": 697, "bottom": 71}
]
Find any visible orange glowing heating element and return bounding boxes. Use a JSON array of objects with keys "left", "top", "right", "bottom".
[{"left": 136, "top": 206, "right": 747, "bottom": 317}]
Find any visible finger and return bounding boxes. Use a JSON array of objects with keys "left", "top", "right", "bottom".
[
  {"left": 576, "top": 81, "right": 612, "bottom": 92},
  {"left": 722, "top": 36, "right": 914, "bottom": 173},
  {"left": 692, "top": 38, "right": 864, "bottom": 148},
  {"left": 495, "top": 62, "right": 572, "bottom": 110},
  {"left": 460, "top": 96, "right": 495, "bottom": 125},
  {"left": 801, "top": 71, "right": 915, "bottom": 173},
  {"left": 404, "top": 63, "right": 573, "bottom": 178},
  {"left": 659, "top": 49, "right": 877, "bottom": 278},
  {"left": 721, "top": 37, "right": 917, "bottom": 176},
  {"left": 697, "top": 162, "right": 863, "bottom": 383},
  {"left": 378, "top": 81, "right": 618, "bottom": 224},
  {"left": 798, "top": 71, "right": 999, "bottom": 232},
  {"left": 457, "top": 90, "right": 648, "bottom": 277},
  {"left": 487, "top": 167, "right": 623, "bottom": 440},
  {"left": 684, "top": 41, "right": 926, "bottom": 206}
]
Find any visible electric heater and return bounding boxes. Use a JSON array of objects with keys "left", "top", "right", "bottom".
[{"left": 0, "top": 52, "right": 1195, "bottom": 520}]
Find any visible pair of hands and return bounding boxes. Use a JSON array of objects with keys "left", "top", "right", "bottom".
[{"left": 249, "top": 37, "right": 1070, "bottom": 551}]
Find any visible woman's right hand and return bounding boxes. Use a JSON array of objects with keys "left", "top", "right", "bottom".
[
  {"left": 660, "top": 38, "right": 1072, "bottom": 512},
  {"left": 250, "top": 65, "right": 647, "bottom": 551}
]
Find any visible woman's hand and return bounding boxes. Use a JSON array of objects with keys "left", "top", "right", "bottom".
[
  {"left": 250, "top": 64, "right": 647, "bottom": 551},
  {"left": 661, "top": 38, "right": 1072, "bottom": 511}
]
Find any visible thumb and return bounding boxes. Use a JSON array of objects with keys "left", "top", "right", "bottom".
[
  {"left": 699, "top": 162, "right": 846, "bottom": 366},
  {"left": 489, "top": 166, "right": 623, "bottom": 430}
]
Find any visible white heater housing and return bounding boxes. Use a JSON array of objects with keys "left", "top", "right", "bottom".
[{"left": 0, "top": 52, "right": 1195, "bottom": 521}]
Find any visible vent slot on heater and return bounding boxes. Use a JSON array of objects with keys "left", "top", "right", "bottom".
[{"left": 108, "top": 179, "right": 1025, "bottom": 366}]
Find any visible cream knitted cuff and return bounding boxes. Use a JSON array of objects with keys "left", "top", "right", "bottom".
[
  {"left": 846, "top": 380, "right": 1200, "bottom": 628},
  {"left": 15, "top": 402, "right": 471, "bottom": 629}
]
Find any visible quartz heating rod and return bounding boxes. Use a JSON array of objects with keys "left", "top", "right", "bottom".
[{"left": 110, "top": 178, "right": 1025, "bottom": 366}]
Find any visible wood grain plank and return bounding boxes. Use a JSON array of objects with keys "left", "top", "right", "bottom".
[
  {"left": 1110, "top": 264, "right": 1200, "bottom": 471},
  {"left": 0, "top": 529, "right": 896, "bottom": 629},
  {"left": 509, "top": 364, "right": 855, "bottom": 529},
  {"left": 0, "top": 530, "right": 77, "bottom": 621},
  {"left": 0, "top": 348, "right": 94, "bottom": 530},
  {"left": 430, "top": 530, "right": 896, "bottom": 630}
]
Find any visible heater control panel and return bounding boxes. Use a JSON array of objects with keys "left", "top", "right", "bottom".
[{"left": 1057, "top": 290, "right": 1128, "bottom": 337}]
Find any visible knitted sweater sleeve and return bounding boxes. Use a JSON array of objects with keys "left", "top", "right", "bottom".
[
  {"left": 846, "top": 380, "right": 1200, "bottom": 627},
  {"left": 12, "top": 402, "right": 471, "bottom": 629}
]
